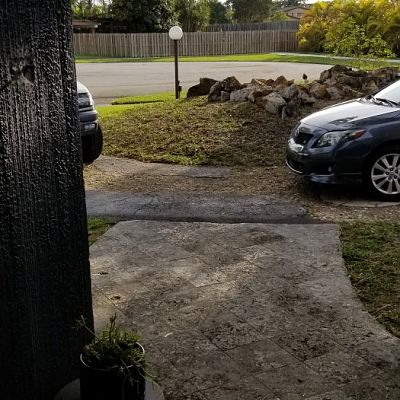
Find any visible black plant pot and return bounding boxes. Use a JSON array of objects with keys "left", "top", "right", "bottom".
[{"left": 80, "top": 345, "right": 146, "bottom": 400}]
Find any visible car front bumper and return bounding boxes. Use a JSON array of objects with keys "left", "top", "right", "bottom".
[
  {"left": 79, "top": 109, "right": 100, "bottom": 137},
  {"left": 286, "top": 142, "right": 363, "bottom": 184}
]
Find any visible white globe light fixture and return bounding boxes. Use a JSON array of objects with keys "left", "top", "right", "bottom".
[
  {"left": 168, "top": 26, "right": 184, "bottom": 99},
  {"left": 168, "top": 26, "right": 183, "bottom": 41}
]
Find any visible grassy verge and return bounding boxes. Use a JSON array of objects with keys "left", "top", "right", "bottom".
[
  {"left": 340, "top": 221, "right": 400, "bottom": 337},
  {"left": 76, "top": 53, "right": 350, "bottom": 65},
  {"left": 112, "top": 91, "right": 187, "bottom": 105},
  {"left": 76, "top": 53, "right": 400, "bottom": 66},
  {"left": 97, "top": 96, "right": 308, "bottom": 166},
  {"left": 88, "top": 217, "right": 116, "bottom": 245}
]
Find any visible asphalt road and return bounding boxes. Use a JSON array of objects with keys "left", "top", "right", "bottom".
[{"left": 76, "top": 61, "right": 332, "bottom": 103}]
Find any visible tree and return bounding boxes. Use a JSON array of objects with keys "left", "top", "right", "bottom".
[
  {"left": 273, "top": 0, "right": 306, "bottom": 7},
  {"left": 72, "top": 0, "right": 93, "bottom": 18},
  {"left": 174, "top": 0, "right": 210, "bottom": 31},
  {"left": 208, "top": 0, "right": 232, "bottom": 24},
  {"left": 270, "top": 10, "right": 289, "bottom": 21},
  {"left": 229, "top": 0, "right": 272, "bottom": 22},
  {"left": 298, "top": 0, "right": 400, "bottom": 56},
  {"left": 325, "top": 17, "right": 393, "bottom": 59},
  {"left": 298, "top": 1, "right": 331, "bottom": 52},
  {"left": 110, "top": 0, "right": 176, "bottom": 32},
  {"left": 0, "top": 1, "right": 93, "bottom": 399},
  {"left": 368, "top": 0, "right": 400, "bottom": 55}
]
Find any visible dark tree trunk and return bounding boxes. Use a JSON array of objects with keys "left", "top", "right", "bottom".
[{"left": 0, "top": 2, "right": 94, "bottom": 399}]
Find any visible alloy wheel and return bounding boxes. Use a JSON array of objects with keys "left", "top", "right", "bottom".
[{"left": 371, "top": 153, "right": 400, "bottom": 195}]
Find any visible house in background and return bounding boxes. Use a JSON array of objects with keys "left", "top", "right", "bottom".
[
  {"left": 281, "top": 5, "right": 311, "bottom": 20},
  {"left": 73, "top": 19, "right": 100, "bottom": 33}
]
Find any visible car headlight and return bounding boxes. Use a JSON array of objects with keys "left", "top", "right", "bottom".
[
  {"left": 78, "top": 92, "right": 94, "bottom": 108},
  {"left": 316, "top": 129, "right": 365, "bottom": 148}
]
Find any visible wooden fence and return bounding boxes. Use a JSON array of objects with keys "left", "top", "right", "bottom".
[
  {"left": 74, "top": 30, "right": 298, "bottom": 58},
  {"left": 206, "top": 21, "right": 300, "bottom": 32}
]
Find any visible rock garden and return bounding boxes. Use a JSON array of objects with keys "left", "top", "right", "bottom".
[{"left": 187, "top": 65, "right": 400, "bottom": 118}]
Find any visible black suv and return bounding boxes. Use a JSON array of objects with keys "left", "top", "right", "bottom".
[{"left": 78, "top": 81, "right": 103, "bottom": 164}]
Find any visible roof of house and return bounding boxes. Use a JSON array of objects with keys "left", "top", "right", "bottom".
[
  {"left": 281, "top": 5, "right": 311, "bottom": 12},
  {"left": 72, "top": 19, "right": 100, "bottom": 29}
]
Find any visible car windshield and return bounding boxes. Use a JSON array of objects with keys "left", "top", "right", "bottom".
[{"left": 373, "top": 79, "right": 400, "bottom": 105}]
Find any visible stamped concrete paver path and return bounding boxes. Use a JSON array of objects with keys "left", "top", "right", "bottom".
[{"left": 90, "top": 221, "right": 400, "bottom": 400}]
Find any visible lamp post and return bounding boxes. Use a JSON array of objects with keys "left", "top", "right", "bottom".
[{"left": 168, "top": 26, "right": 183, "bottom": 99}]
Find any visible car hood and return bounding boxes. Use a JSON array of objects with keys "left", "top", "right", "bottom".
[
  {"left": 77, "top": 81, "right": 89, "bottom": 95},
  {"left": 301, "top": 98, "right": 400, "bottom": 131}
]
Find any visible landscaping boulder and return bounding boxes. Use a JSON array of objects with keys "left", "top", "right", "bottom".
[
  {"left": 247, "top": 89, "right": 264, "bottom": 103},
  {"left": 230, "top": 87, "right": 253, "bottom": 102},
  {"left": 265, "top": 78, "right": 275, "bottom": 86},
  {"left": 273, "top": 75, "right": 289, "bottom": 87},
  {"left": 220, "top": 91, "right": 231, "bottom": 102},
  {"left": 326, "top": 86, "right": 343, "bottom": 100},
  {"left": 260, "top": 86, "right": 274, "bottom": 96},
  {"left": 324, "top": 77, "right": 338, "bottom": 87},
  {"left": 331, "top": 64, "right": 352, "bottom": 75},
  {"left": 205, "top": 65, "right": 399, "bottom": 113},
  {"left": 299, "top": 90, "right": 316, "bottom": 105},
  {"left": 250, "top": 78, "right": 269, "bottom": 86},
  {"left": 279, "top": 83, "right": 300, "bottom": 101},
  {"left": 320, "top": 64, "right": 351, "bottom": 82},
  {"left": 208, "top": 76, "right": 242, "bottom": 102},
  {"left": 187, "top": 77, "right": 217, "bottom": 97},
  {"left": 370, "top": 67, "right": 398, "bottom": 82},
  {"left": 341, "top": 85, "right": 363, "bottom": 98},
  {"left": 264, "top": 92, "right": 287, "bottom": 115},
  {"left": 346, "top": 69, "right": 368, "bottom": 78},
  {"left": 336, "top": 74, "right": 362, "bottom": 90},
  {"left": 319, "top": 69, "right": 331, "bottom": 82},
  {"left": 309, "top": 82, "right": 327, "bottom": 99},
  {"left": 282, "top": 99, "right": 301, "bottom": 119},
  {"left": 208, "top": 81, "right": 224, "bottom": 102},
  {"left": 365, "top": 79, "right": 378, "bottom": 94},
  {"left": 223, "top": 76, "right": 242, "bottom": 91}
]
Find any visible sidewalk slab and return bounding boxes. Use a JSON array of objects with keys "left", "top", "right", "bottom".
[
  {"left": 90, "top": 221, "right": 400, "bottom": 400},
  {"left": 86, "top": 191, "right": 307, "bottom": 223}
]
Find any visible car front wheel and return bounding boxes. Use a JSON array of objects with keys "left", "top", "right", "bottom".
[
  {"left": 82, "top": 127, "right": 103, "bottom": 164},
  {"left": 365, "top": 145, "right": 400, "bottom": 201}
]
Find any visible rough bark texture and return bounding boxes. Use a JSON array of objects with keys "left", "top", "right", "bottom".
[{"left": 0, "top": 2, "right": 94, "bottom": 399}]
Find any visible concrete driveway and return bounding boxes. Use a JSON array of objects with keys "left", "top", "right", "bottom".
[{"left": 76, "top": 61, "right": 331, "bottom": 103}]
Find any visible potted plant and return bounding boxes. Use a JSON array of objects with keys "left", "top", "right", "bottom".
[{"left": 77, "top": 315, "right": 147, "bottom": 400}]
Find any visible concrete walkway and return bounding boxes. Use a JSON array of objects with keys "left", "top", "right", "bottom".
[
  {"left": 90, "top": 221, "right": 400, "bottom": 400},
  {"left": 86, "top": 190, "right": 307, "bottom": 223}
]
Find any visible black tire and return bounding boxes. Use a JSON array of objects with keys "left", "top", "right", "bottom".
[
  {"left": 82, "top": 126, "right": 103, "bottom": 164},
  {"left": 363, "top": 145, "right": 400, "bottom": 201}
]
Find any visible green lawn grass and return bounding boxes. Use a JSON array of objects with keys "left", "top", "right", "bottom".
[
  {"left": 88, "top": 217, "right": 116, "bottom": 245},
  {"left": 76, "top": 53, "right": 400, "bottom": 66},
  {"left": 76, "top": 53, "right": 350, "bottom": 65},
  {"left": 112, "top": 90, "right": 188, "bottom": 105},
  {"left": 340, "top": 221, "right": 400, "bottom": 338}
]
